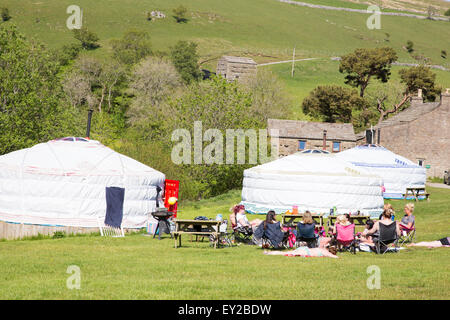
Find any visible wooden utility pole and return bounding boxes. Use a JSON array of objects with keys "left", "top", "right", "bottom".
[{"left": 291, "top": 46, "right": 296, "bottom": 77}]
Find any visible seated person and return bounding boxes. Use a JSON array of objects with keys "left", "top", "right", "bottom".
[
  {"left": 297, "top": 211, "right": 317, "bottom": 247},
  {"left": 360, "top": 219, "right": 377, "bottom": 245},
  {"left": 233, "top": 204, "right": 262, "bottom": 231},
  {"left": 366, "top": 208, "right": 401, "bottom": 239},
  {"left": 254, "top": 210, "right": 287, "bottom": 248},
  {"left": 399, "top": 203, "right": 415, "bottom": 231},
  {"left": 320, "top": 214, "right": 351, "bottom": 248}
]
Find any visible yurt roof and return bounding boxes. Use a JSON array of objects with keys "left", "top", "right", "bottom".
[
  {"left": 246, "top": 150, "right": 375, "bottom": 177},
  {"left": 336, "top": 144, "right": 421, "bottom": 168},
  {"left": 0, "top": 137, "right": 163, "bottom": 177}
]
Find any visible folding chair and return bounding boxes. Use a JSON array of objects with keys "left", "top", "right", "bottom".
[
  {"left": 399, "top": 221, "right": 416, "bottom": 246},
  {"left": 375, "top": 222, "right": 399, "bottom": 254},
  {"left": 258, "top": 222, "right": 289, "bottom": 249},
  {"left": 231, "top": 220, "right": 254, "bottom": 244},
  {"left": 335, "top": 223, "right": 357, "bottom": 254},
  {"left": 296, "top": 223, "right": 318, "bottom": 248}
]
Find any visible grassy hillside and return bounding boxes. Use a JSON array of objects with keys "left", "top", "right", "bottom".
[
  {"left": 2, "top": 0, "right": 449, "bottom": 67},
  {"left": 264, "top": 59, "right": 450, "bottom": 119}
]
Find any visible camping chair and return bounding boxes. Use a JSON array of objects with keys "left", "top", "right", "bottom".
[
  {"left": 375, "top": 222, "right": 399, "bottom": 254},
  {"left": 210, "top": 219, "right": 234, "bottom": 247},
  {"left": 399, "top": 221, "right": 416, "bottom": 246},
  {"left": 255, "top": 222, "right": 289, "bottom": 249},
  {"left": 231, "top": 220, "right": 254, "bottom": 244},
  {"left": 296, "top": 222, "right": 318, "bottom": 248},
  {"left": 97, "top": 217, "right": 124, "bottom": 237},
  {"left": 335, "top": 223, "right": 357, "bottom": 254}
]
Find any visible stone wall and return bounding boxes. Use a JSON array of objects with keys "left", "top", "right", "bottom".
[{"left": 379, "top": 92, "right": 450, "bottom": 178}]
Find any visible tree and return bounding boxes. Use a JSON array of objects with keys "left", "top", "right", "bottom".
[
  {"left": 127, "top": 57, "right": 182, "bottom": 125},
  {"left": 302, "top": 85, "right": 366, "bottom": 123},
  {"left": 170, "top": 40, "right": 201, "bottom": 83},
  {"left": 370, "top": 66, "right": 440, "bottom": 125},
  {"left": 406, "top": 40, "right": 414, "bottom": 53},
  {"left": 445, "top": 8, "right": 450, "bottom": 16},
  {"left": 339, "top": 47, "right": 398, "bottom": 97},
  {"left": 427, "top": 6, "right": 438, "bottom": 19},
  {"left": 1, "top": 7, "right": 11, "bottom": 21},
  {"left": 73, "top": 27, "right": 100, "bottom": 50},
  {"left": 111, "top": 30, "right": 152, "bottom": 65},
  {"left": 0, "top": 25, "right": 80, "bottom": 154},
  {"left": 242, "top": 70, "right": 290, "bottom": 122},
  {"left": 172, "top": 5, "right": 188, "bottom": 23}
]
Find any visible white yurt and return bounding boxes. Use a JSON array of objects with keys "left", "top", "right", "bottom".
[
  {"left": 241, "top": 150, "right": 384, "bottom": 217},
  {"left": 0, "top": 137, "right": 165, "bottom": 232},
  {"left": 336, "top": 144, "right": 426, "bottom": 199}
]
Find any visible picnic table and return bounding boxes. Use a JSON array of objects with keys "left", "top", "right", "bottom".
[
  {"left": 403, "top": 187, "right": 430, "bottom": 201},
  {"left": 173, "top": 219, "right": 222, "bottom": 249},
  {"left": 281, "top": 213, "right": 325, "bottom": 227},
  {"left": 327, "top": 214, "right": 371, "bottom": 227}
]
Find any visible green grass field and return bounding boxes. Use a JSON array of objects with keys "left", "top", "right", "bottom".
[{"left": 0, "top": 186, "right": 449, "bottom": 299}]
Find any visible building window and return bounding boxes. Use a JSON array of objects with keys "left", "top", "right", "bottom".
[
  {"left": 418, "top": 159, "right": 424, "bottom": 166},
  {"left": 298, "top": 140, "right": 306, "bottom": 150},
  {"left": 332, "top": 141, "right": 341, "bottom": 152}
]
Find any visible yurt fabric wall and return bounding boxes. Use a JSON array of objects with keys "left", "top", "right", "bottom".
[
  {"left": 241, "top": 150, "right": 384, "bottom": 217},
  {"left": 0, "top": 138, "right": 165, "bottom": 228}
]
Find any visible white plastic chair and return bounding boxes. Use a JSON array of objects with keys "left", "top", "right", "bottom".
[{"left": 97, "top": 217, "right": 124, "bottom": 237}]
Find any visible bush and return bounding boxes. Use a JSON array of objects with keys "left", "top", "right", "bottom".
[
  {"left": 442, "top": 50, "right": 447, "bottom": 59},
  {"left": 445, "top": 8, "right": 450, "bottom": 16},
  {"left": 170, "top": 40, "right": 201, "bottom": 83},
  {"left": 111, "top": 30, "right": 152, "bottom": 65},
  {"left": 406, "top": 40, "right": 414, "bottom": 53},
  {"left": 52, "top": 43, "right": 82, "bottom": 66},
  {"left": 172, "top": 5, "right": 188, "bottom": 23},
  {"left": 73, "top": 27, "right": 100, "bottom": 50},
  {"left": 1, "top": 7, "right": 11, "bottom": 21}
]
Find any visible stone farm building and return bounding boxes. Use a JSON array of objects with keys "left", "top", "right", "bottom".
[
  {"left": 267, "top": 119, "right": 357, "bottom": 157},
  {"left": 216, "top": 56, "right": 257, "bottom": 82},
  {"left": 358, "top": 89, "right": 450, "bottom": 178}
]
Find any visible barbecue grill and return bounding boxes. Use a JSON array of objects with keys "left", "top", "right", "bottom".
[{"left": 151, "top": 207, "right": 174, "bottom": 240}]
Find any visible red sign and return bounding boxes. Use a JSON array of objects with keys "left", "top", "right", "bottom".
[{"left": 164, "top": 179, "right": 179, "bottom": 218}]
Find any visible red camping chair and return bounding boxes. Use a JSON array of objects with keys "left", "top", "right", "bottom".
[
  {"left": 399, "top": 221, "right": 416, "bottom": 246},
  {"left": 164, "top": 180, "right": 179, "bottom": 217},
  {"left": 335, "top": 223, "right": 357, "bottom": 254}
]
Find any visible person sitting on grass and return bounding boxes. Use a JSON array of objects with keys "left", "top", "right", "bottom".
[
  {"left": 264, "top": 245, "right": 338, "bottom": 258},
  {"left": 360, "top": 219, "right": 377, "bottom": 246},
  {"left": 399, "top": 203, "right": 415, "bottom": 231},
  {"left": 408, "top": 237, "right": 450, "bottom": 248}
]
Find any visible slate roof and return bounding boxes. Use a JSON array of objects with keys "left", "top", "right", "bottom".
[{"left": 268, "top": 119, "right": 356, "bottom": 141}]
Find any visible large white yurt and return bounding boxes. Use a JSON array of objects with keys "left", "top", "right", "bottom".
[
  {"left": 0, "top": 137, "right": 165, "bottom": 231},
  {"left": 241, "top": 150, "right": 384, "bottom": 217},
  {"left": 336, "top": 144, "right": 426, "bottom": 199}
]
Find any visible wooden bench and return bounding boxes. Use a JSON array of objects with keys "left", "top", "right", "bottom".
[
  {"left": 281, "top": 213, "right": 325, "bottom": 228},
  {"left": 403, "top": 187, "right": 430, "bottom": 202},
  {"left": 327, "top": 214, "right": 371, "bottom": 227},
  {"left": 173, "top": 219, "right": 222, "bottom": 249}
]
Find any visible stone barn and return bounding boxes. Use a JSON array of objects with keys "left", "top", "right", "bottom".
[
  {"left": 357, "top": 89, "right": 450, "bottom": 178},
  {"left": 216, "top": 56, "right": 257, "bottom": 82},
  {"left": 268, "top": 119, "right": 357, "bottom": 157}
]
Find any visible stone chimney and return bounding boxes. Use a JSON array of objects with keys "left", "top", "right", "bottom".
[
  {"left": 441, "top": 88, "right": 450, "bottom": 111},
  {"left": 410, "top": 89, "right": 424, "bottom": 108}
]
